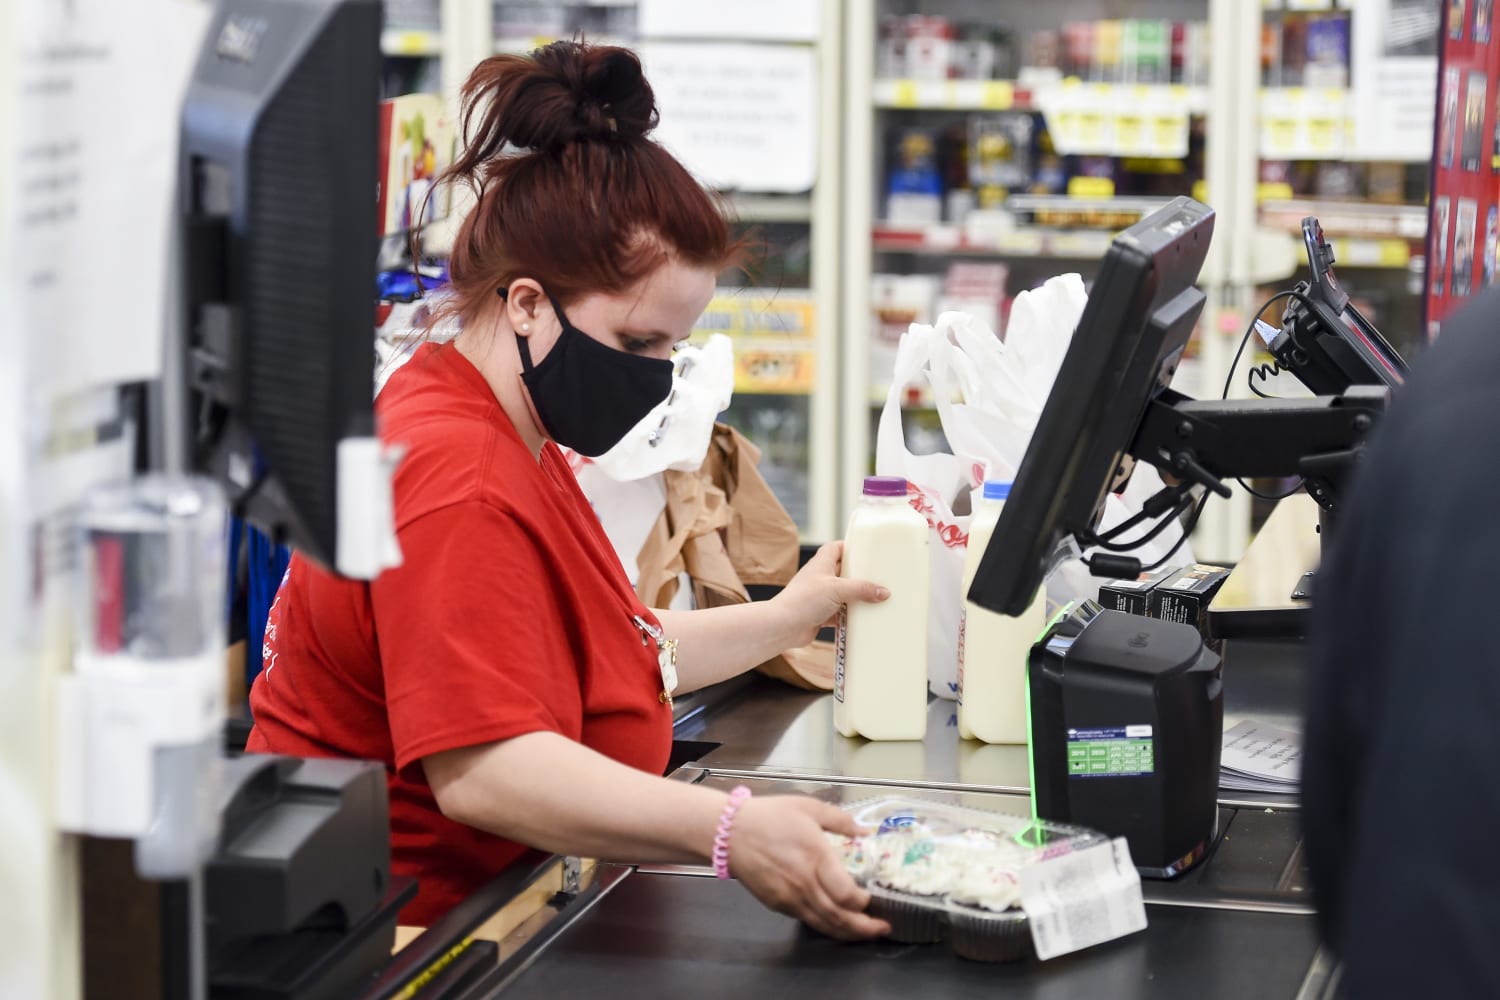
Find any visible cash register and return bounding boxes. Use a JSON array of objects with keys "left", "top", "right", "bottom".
[{"left": 963, "top": 197, "right": 1398, "bottom": 877}]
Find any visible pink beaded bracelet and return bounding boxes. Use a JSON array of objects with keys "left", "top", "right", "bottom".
[{"left": 712, "top": 785, "right": 752, "bottom": 879}]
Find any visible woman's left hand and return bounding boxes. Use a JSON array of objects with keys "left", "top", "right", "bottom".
[{"left": 769, "top": 541, "right": 889, "bottom": 649}]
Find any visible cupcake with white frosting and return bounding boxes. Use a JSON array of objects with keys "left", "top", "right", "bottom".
[
  {"left": 864, "top": 835, "right": 956, "bottom": 943},
  {"left": 946, "top": 861, "right": 1032, "bottom": 963}
]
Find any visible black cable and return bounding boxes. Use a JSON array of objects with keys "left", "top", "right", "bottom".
[
  {"left": 1088, "top": 482, "right": 1192, "bottom": 545},
  {"left": 1234, "top": 476, "right": 1306, "bottom": 502},
  {"left": 1087, "top": 492, "right": 1197, "bottom": 553},
  {"left": 1225, "top": 289, "right": 1317, "bottom": 504},
  {"left": 1247, "top": 360, "right": 1285, "bottom": 399},
  {"left": 1223, "top": 289, "right": 1310, "bottom": 401},
  {"left": 1135, "top": 492, "right": 1211, "bottom": 574}
]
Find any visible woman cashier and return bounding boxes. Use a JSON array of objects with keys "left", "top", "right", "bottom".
[{"left": 246, "top": 42, "right": 891, "bottom": 941}]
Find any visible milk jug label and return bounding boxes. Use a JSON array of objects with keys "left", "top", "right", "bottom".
[
  {"left": 833, "top": 606, "right": 848, "bottom": 703},
  {"left": 956, "top": 607, "right": 967, "bottom": 706}
]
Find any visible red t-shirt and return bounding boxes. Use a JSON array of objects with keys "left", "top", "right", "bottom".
[{"left": 247, "top": 341, "right": 673, "bottom": 926}]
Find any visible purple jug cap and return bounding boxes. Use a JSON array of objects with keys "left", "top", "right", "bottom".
[{"left": 863, "top": 476, "right": 909, "bottom": 497}]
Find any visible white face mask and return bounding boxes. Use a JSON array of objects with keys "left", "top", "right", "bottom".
[{"left": 586, "top": 333, "right": 735, "bottom": 482}]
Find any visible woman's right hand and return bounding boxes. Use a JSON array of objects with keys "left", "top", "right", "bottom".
[{"left": 726, "top": 795, "right": 892, "bottom": 941}]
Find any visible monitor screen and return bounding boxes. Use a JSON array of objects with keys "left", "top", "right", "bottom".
[
  {"left": 180, "top": 0, "right": 387, "bottom": 575},
  {"left": 967, "top": 197, "right": 1214, "bottom": 617},
  {"left": 1280, "top": 216, "right": 1408, "bottom": 393}
]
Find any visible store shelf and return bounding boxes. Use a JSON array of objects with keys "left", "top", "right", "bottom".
[
  {"left": 1258, "top": 199, "right": 1429, "bottom": 240},
  {"left": 875, "top": 78, "right": 1207, "bottom": 114},
  {"left": 872, "top": 222, "right": 1115, "bottom": 259},
  {"left": 724, "top": 193, "right": 814, "bottom": 224},
  {"left": 495, "top": 34, "right": 634, "bottom": 56},
  {"left": 1323, "top": 238, "right": 1413, "bottom": 269},
  {"left": 1259, "top": 87, "right": 1351, "bottom": 160},
  {"left": 874, "top": 78, "right": 1032, "bottom": 111},
  {"left": 876, "top": 78, "right": 1205, "bottom": 159},
  {"left": 381, "top": 28, "right": 442, "bottom": 57},
  {"left": 1008, "top": 194, "right": 1178, "bottom": 217}
]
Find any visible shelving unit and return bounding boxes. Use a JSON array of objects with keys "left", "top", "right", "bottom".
[
  {"left": 1253, "top": 0, "right": 1436, "bottom": 359},
  {"left": 841, "top": 0, "right": 1254, "bottom": 558}
]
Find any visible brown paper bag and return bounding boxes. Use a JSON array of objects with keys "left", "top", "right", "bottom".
[{"left": 633, "top": 423, "right": 834, "bottom": 691}]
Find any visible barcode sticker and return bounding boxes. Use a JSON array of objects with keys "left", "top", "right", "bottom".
[{"left": 1018, "top": 837, "right": 1148, "bottom": 960}]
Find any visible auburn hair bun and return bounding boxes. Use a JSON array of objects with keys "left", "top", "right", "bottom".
[
  {"left": 457, "top": 41, "right": 657, "bottom": 155},
  {"left": 424, "top": 39, "right": 740, "bottom": 331}
]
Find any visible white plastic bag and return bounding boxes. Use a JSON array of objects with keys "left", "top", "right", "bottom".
[
  {"left": 875, "top": 274, "right": 1194, "bottom": 699},
  {"left": 563, "top": 334, "right": 736, "bottom": 610}
]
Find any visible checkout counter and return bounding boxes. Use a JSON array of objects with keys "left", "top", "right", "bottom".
[{"left": 355, "top": 495, "right": 1332, "bottom": 1000}]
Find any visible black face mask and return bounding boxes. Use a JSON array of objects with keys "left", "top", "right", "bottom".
[{"left": 511, "top": 294, "right": 675, "bottom": 457}]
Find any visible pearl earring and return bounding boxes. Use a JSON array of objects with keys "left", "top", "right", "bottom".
[{"left": 521, "top": 323, "right": 530, "bottom": 332}]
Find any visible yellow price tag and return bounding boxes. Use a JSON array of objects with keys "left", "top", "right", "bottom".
[
  {"left": 1265, "top": 119, "right": 1298, "bottom": 156},
  {"left": 1192, "top": 180, "right": 1209, "bottom": 204},
  {"left": 1377, "top": 240, "right": 1411, "bottom": 268},
  {"left": 1150, "top": 112, "right": 1187, "bottom": 155},
  {"left": 1078, "top": 111, "right": 1107, "bottom": 147},
  {"left": 981, "top": 80, "right": 1014, "bottom": 110},
  {"left": 1256, "top": 182, "right": 1295, "bottom": 203},
  {"left": 1068, "top": 176, "right": 1116, "bottom": 200},
  {"left": 1308, "top": 117, "right": 1339, "bottom": 152},
  {"left": 735, "top": 350, "right": 815, "bottom": 394},
  {"left": 1054, "top": 110, "right": 1081, "bottom": 145},
  {"left": 1117, "top": 114, "right": 1145, "bottom": 152},
  {"left": 390, "top": 30, "right": 436, "bottom": 55},
  {"left": 892, "top": 80, "right": 918, "bottom": 108}
]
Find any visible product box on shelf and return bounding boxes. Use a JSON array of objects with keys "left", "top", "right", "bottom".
[
  {"left": 1097, "top": 568, "right": 1178, "bottom": 617},
  {"left": 1304, "top": 14, "right": 1351, "bottom": 89},
  {"left": 827, "top": 797, "right": 1145, "bottom": 962},
  {"left": 1148, "top": 564, "right": 1231, "bottom": 651},
  {"left": 886, "top": 129, "right": 945, "bottom": 225}
]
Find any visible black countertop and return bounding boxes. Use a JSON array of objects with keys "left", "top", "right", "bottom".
[{"left": 499, "top": 870, "right": 1321, "bottom": 1000}]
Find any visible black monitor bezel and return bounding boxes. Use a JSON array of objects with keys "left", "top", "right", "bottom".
[{"left": 967, "top": 197, "right": 1215, "bottom": 617}]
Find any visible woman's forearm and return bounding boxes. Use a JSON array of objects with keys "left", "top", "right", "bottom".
[
  {"left": 653, "top": 602, "right": 801, "bottom": 693},
  {"left": 424, "top": 731, "right": 728, "bottom": 862}
]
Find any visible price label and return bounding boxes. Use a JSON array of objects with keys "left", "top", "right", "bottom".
[
  {"left": 996, "top": 231, "right": 1044, "bottom": 255},
  {"left": 386, "top": 30, "right": 438, "bottom": 55},
  {"left": 1077, "top": 110, "right": 1107, "bottom": 147},
  {"left": 904, "top": 80, "right": 945, "bottom": 107},
  {"left": 891, "top": 79, "right": 918, "bottom": 108},
  {"left": 1262, "top": 118, "right": 1299, "bottom": 157},
  {"left": 981, "top": 80, "right": 1014, "bottom": 110},
  {"left": 734, "top": 348, "right": 815, "bottom": 394},
  {"left": 1257, "top": 181, "right": 1295, "bottom": 203},
  {"left": 1115, "top": 113, "right": 1146, "bottom": 154},
  {"left": 1148, "top": 111, "right": 1188, "bottom": 157},
  {"left": 1067, "top": 176, "right": 1116, "bottom": 200},
  {"left": 1307, "top": 116, "right": 1341, "bottom": 154}
]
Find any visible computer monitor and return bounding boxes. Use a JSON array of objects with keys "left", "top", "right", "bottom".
[
  {"left": 180, "top": 0, "right": 396, "bottom": 577},
  {"left": 1266, "top": 217, "right": 1408, "bottom": 394},
  {"left": 967, "top": 197, "right": 1215, "bottom": 617}
]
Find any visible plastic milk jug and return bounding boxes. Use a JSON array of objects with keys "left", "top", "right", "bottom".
[
  {"left": 958, "top": 481, "right": 1048, "bottom": 744},
  {"left": 834, "top": 476, "right": 929, "bottom": 741}
]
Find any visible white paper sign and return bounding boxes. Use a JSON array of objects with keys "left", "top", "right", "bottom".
[
  {"left": 640, "top": 42, "right": 817, "bottom": 193},
  {"left": 1019, "top": 837, "right": 1148, "bottom": 961},
  {"left": 639, "top": 0, "right": 820, "bottom": 42},
  {"left": 7, "top": 0, "right": 209, "bottom": 398},
  {"left": 1350, "top": 0, "right": 1439, "bottom": 160}
]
